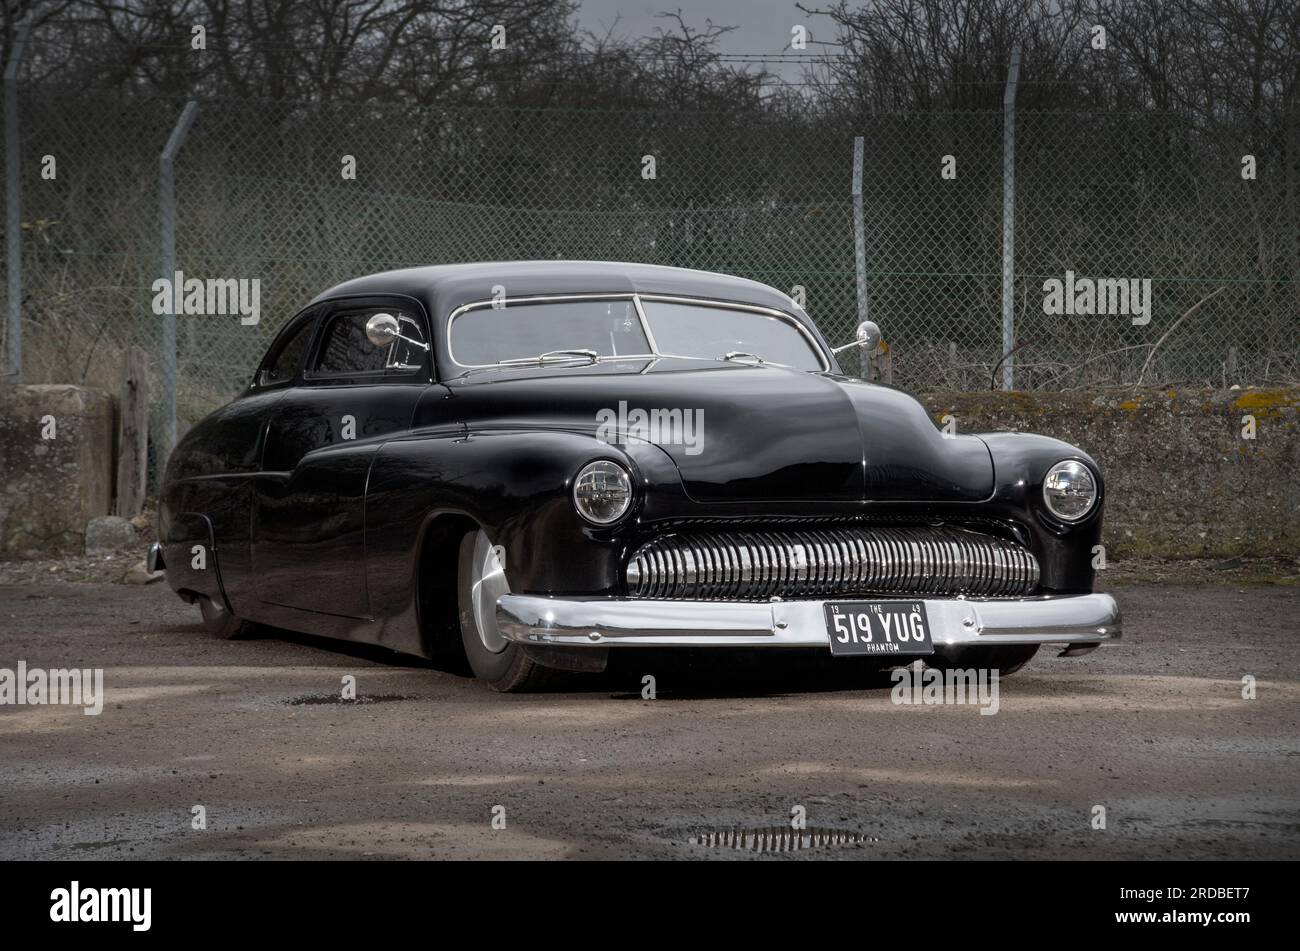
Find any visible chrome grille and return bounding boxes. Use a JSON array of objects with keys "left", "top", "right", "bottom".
[{"left": 625, "top": 526, "right": 1039, "bottom": 600}]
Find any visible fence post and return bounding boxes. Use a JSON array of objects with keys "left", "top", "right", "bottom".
[
  {"left": 852, "top": 135, "right": 874, "bottom": 378},
  {"left": 852, "top": 135, "right": 869, "bottom": 321},
  {"left": 1000, "top": 46, "right": 1021, "bottom": 391},
  {"left": 4, "top": 17, "right": 32, "bottom": 383},
  {"left": 158, "top": 100, "right": 198, "bottom": 465},
  {"left": 116, "top": 346, "right": 149, "bottom": 517}
]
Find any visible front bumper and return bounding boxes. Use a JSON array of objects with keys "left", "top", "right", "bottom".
[{"left": 496, "top": 593, "right": 1120, "bottom": 650}]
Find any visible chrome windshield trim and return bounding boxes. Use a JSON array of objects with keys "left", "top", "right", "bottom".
[
  {"left": 445, "top": 292, "right": 831, "bottom": 373},
  {"left": 631, "top": 293, "right": 661, "bottom": 355}
]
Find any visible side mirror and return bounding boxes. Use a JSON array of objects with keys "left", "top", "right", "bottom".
[
  {"left": 832, "top": 320, "right": 881, "bottom": 355},
  {"left": 365, "top": 312, "right": 429, "bottom": 352},
  {"left": 365, "top": 312, "right": 400, "bottom": 347}
]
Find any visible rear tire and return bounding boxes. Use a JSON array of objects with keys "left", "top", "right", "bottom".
[
  {"left": 927, "top": 644, "right": 1038, "bottom": 677},
  {"left": 456, "top": 530, "right": 558, "bottom": 692},
  {"left": 197, "top": 595, "right": 254, "bottom": 640}
]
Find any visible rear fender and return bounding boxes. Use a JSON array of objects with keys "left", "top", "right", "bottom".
[{"left": 162, "top": 512, "right": 229, "bottom": 608}]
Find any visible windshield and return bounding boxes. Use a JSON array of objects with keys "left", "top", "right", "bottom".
[
  {"left": 449, "top": 299, "right": 650, "bottom": 366},
  {"left": 449, "top": 296, "right": 825, "bottom": 371},
  {"left": 639, "top": 300, "right": 824, "bottom": 370}
]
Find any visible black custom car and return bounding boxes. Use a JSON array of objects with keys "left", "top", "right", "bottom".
[{"left": 153, "top": 261, "right": 1121, "bottom": 691}]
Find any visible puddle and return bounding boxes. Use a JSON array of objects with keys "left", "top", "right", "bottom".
[
  {"left": 286, "top": 694, "right": 416, "bottom": 706},
  {"left": 687, "top": 827, "right": 874, "bottom": 852}
]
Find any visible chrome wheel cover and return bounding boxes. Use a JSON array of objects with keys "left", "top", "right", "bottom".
[{"left": 469, "top": 531, "right": 511, "bottom": 654}]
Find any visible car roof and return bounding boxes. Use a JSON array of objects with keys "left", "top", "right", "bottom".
[{"left": 309, "top": 261, "right": 809, "bottom": 324}]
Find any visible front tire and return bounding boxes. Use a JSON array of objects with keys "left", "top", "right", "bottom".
[
  {"left": 927, "top": 644, "right": 1038, "bottom": 677},
  {"left": 456, "top": 530, "right": 557, "bottom": 692}
]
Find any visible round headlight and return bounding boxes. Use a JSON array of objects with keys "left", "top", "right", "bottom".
[
  {"left": 1042, "top": 460, "right": 1098, "bottom": 522},
  {"left": 572, "top": 460, "right": 633, "bottom": 525}
]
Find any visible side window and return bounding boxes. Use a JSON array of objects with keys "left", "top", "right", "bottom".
[
  {"left": 309, "top": 307, "right": 426, "bottom": 378},
  {"left": 257, "top": 313, "right": 316, "bottom": 386}
]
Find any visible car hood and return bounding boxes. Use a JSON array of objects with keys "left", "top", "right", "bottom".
[{"left": 443, "top": 359, "right": 993, "bottom": 504}]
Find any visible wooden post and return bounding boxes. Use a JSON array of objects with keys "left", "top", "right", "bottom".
[
  {"left": 116, "top": 347, "right": 149, "bottom": 517},
  {"left": 868, "top": 341, "right": 893, "bottom": 385}
]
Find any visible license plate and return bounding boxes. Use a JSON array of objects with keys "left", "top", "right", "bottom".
[{"left": 823, "top": 601, "right": 934, "bottom": 657}]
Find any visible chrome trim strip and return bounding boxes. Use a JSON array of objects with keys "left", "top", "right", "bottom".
[
  {"left": 496, "top": 593, "right": 1122, "bottom": 649},
  {"left": 631, "top": 293, "right": 661, "bottom": 355}
]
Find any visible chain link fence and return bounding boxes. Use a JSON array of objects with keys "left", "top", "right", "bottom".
[{"left": 4, "top": 84, "right": 1296, "bottom": 476}]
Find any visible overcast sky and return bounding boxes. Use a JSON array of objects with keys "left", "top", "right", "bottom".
[{"left": 573, "top": 0, "right": 838, "bottom": 81}]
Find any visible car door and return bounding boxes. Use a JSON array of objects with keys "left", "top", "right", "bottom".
[
  {"left": 251, "top": 296, "right": 432, "bottom": 616},
  {"left": 164, "top": 305, "right": 323, "bottom": 620}
]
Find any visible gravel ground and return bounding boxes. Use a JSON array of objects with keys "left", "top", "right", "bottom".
[{"left": 0, "top": 573, "right": 1297, "bottom": 860}]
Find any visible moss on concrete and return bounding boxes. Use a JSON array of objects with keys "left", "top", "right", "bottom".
[{"left": 918, "top": 385, "right": 1300, "bottom": 560}]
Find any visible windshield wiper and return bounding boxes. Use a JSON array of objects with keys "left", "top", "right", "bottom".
[
  {"left": 722, "top": 351, "right": 766, "bottom": 364},
  {"left": 496, "top": 349, "right": 600, "bottom": 367}
]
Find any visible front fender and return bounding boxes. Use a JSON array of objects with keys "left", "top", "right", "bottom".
[
  {"left": 364, "top": 429, "right": 655, "bottom": 620},
  {"left": 978, "top": 432, "right": 1106, "bottom": 593}
]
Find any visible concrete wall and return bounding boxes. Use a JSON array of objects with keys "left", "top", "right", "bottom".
[
  {"left": 0, "top": 385, "right": 115, "bottom": 558},
  {"left": 919, "top": 387, "right": 1300, "bottom": 558}
]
